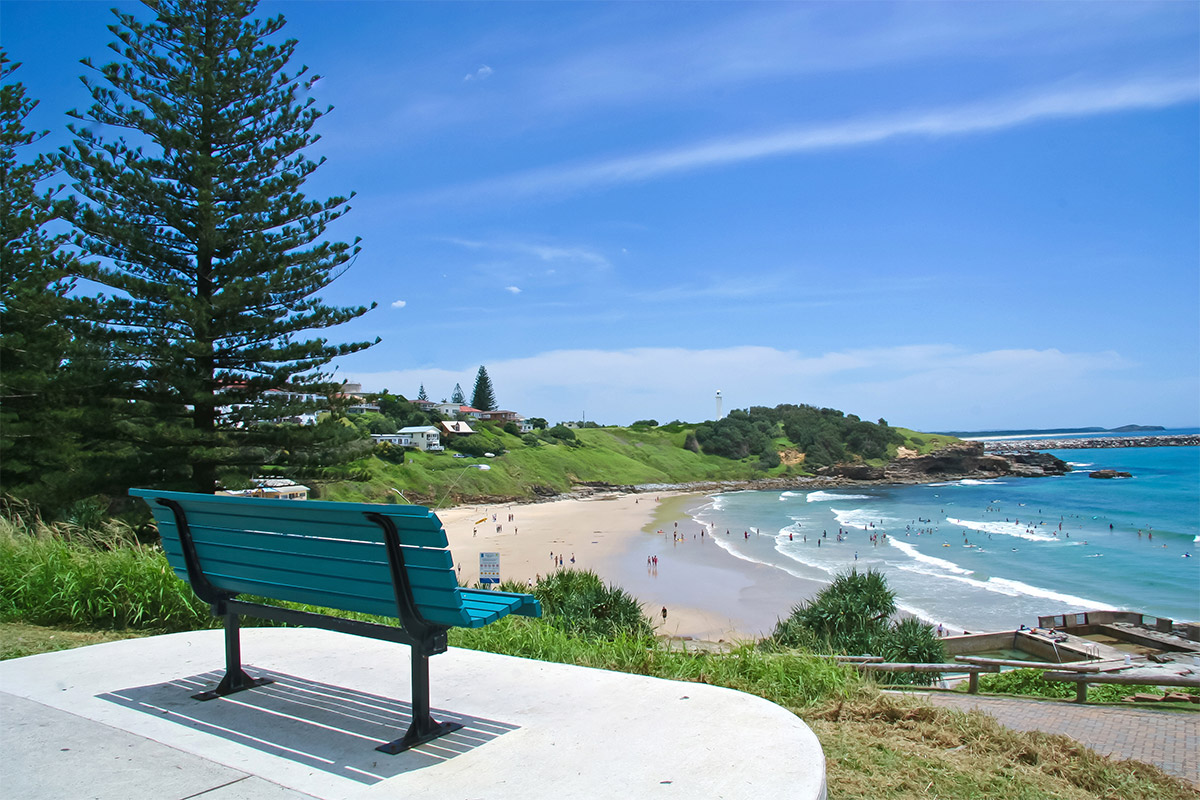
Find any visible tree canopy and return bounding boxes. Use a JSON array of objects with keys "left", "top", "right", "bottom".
[
  {"left": 470, "top": 365, "right": 496, "bottom": 411},
  {"left": 0, "top": 53, "right": 115, "bottom": 509},
  {"left": 693, "top": 403, "right": 904, "bottom": 469},
  {"left": 61, "top": 0, "right": 377, "bottom": 493}
]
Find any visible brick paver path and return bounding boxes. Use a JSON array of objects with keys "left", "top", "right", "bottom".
[{"left": 915, "top": 693, "right": 1198, "bottom": 786}]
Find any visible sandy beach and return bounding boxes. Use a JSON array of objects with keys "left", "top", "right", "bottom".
[{"left": 435, "top": 491, "right": 827, "bottom": 643}]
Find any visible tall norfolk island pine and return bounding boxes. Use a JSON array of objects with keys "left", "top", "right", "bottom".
[
  {"left": 63, "top": 0, "right": 377, "bottom": 493},
  {"left": 0, "top": 53, "right": 82, "bottom": 506},
  {"left": 471, "top": 365, "right": 496, "bottom": 412}
]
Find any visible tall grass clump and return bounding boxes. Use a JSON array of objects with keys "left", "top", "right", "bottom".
[
  {"left": 523, "top": 569, "right": 654, "bottom": 639},
  {"left": 452, "top": 568, "right": 861, "bottom": 710},
  {"left": 450, "top": 617, "right": 860, "bottom": 710},
  {"left": 0, "top": 511, "right": 212, "bottom": 631}
]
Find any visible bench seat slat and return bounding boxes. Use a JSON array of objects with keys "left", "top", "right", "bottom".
[
  {"left": 193, "top": 556, "right": 394, "bottom": 600},
  {"left": 203, "top": 574, "right": 402, "bottom": 618},
  {"left": 132, "top": 490, "right": 450, "bottom": 548},
  {"left": 158, "top": 519, "right": 390, "bottom": 563},
  {"left": 197, "top": 557, "right": 464, "bottom": 614},
  {"left": 163, "top": 542, "right": 465, "bottom": 611},
  {"left": 160, "top": 523, "right": 457, "bottom": 577}
]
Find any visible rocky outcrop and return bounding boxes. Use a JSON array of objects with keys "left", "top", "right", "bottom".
[
  {"left": 820, "top": 441, "right": 1072, "bottom": 483},
  {"left": 815, "top": 463, "right": 885, "bottom": 481},
  {"left": 1089, "top": 469, "right": 1132, "bottom": 479},
  {"left": 1005, "top": 451, "right": 1073, "bottom": 477}
]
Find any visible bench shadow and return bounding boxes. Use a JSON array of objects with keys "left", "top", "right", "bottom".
[{"left": 98, "top": 668, "right": 518, "bottom": 784}]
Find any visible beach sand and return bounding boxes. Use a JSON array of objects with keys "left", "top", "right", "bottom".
[{"left": 436, "top": 491, "right": 826, "bottom": 643}]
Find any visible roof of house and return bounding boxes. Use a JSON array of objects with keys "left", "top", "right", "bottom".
[
  {"left": 398, "top": 426, "right": 439, "bottom": 434},
  {"left": 440, "top": 421, "right": 475, "bottom": 434}
]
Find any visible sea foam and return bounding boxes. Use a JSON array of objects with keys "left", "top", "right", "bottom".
[
  {"left": 887, "top": 538, "right": 974, "bottom": 576},
  {"left": 807, "top": 491, "right": 873, "bottom": 503},
  {"left": 946, "top": 517, "right": 1059, "bottom": 542},
  {"left": 831, "top": 507, "right": 895, "bottom": 529}
]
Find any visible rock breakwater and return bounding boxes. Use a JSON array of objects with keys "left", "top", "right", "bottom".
[{"left": 985, "top": 434, "right": 1199, "bottom": 454}]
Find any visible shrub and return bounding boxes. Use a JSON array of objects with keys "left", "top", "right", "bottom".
[
  {"left": 374, "top": 442, "right": 406, "bottom": 464},
  {"left": 545, "top": 425, "right": 576, "bottom": 442},
  {"left": 531, "top": 569, "right": 653, "bottom": 639},
  {"left": 447, "top": 436, "right": 501, "bottom": 457}
]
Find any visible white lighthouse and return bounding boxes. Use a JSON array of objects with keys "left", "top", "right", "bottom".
[{"left": 715, "top": 390, "right": 723, "bottom": 420}]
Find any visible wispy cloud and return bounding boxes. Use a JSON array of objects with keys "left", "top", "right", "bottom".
[
  {"left": 441, "top": 237, "right": 611, "bottom": 269},
  {"left": 505, "top": 285, "right": 522, "bottom": 294},
  {"left": 421, "top": 76, "right": 1197, "bottom": 203},
  {"left": 464, "top": 64, "right": 494, "bottom": 82},
  {"left": 391, "top": 299, "right": 407, "bottom": 309}
]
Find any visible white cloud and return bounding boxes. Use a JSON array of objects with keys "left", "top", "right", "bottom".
[
  {"left": 391, "top": 299, "right": 407, "bottom": 309},
  {"left": 505, "top": 285, "right": 522, "bottom": 294},
  {"left": 464, "top": 64, "right": 494, "bottom": 82},
  {"left": 343, "top": 343, "right": 1163, "bottom": 430},
  {"left": 423, "top": 75, "right": 1198, "bottom": 202}
]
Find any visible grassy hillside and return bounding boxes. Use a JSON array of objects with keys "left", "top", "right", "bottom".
[
  {"left": 888, "top": 427, "right": 961, "bottom": 457},
  {"left": 317, "top": 423, "right": 957, "bottom": 505}
]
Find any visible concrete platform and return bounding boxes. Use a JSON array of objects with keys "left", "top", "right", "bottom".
[{"left": 0, "top": 628, "right": 826, "bottom": 799}]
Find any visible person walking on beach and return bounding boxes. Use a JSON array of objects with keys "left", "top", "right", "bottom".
[{"left": 661, "top": 606, "right": 668, "bottom": 623}]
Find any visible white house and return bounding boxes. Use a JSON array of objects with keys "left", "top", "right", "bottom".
[
  {"left": 394, "top": 426, "right": 443, "bottom": 451},
  {"left": 218, "top": 478, "right": 310, "bottom": 501}
]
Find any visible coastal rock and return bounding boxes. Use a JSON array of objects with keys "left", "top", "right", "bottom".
[
  {"left": 815, "top": 463, "right": 885, "bottom": 481},
  {"left": 1089, "top": 469, "right": 1132, "bottom": 479},
  {"left": 877, "top": 442, "right": 1070, "bottom": 481},
  {"left": 1005, "top": 451, "right": 1073, "bottom": 477},
  {"left": 883, "top": 441, "right": 991, "bottom": 480}
]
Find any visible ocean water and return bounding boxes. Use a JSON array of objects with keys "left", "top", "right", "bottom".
[{"left": 690, "top": 443, "right": 1199, "bottom": 633}]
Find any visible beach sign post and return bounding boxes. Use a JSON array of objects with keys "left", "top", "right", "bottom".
[{"left": 479, "top": 551, "right": 501, "bottom": 585}]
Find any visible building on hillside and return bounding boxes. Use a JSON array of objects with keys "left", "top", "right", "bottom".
[
  {"left": 479, "top": 410, "right": 521, "bottom": 423},
  {"left": 439, "top": 420, "right": 475, "bottom": 437},
  {"left": 376, "top": 426, "right": 443, "bottom": 452},
  {"left": 217, "top": 478, "right": 310, "bottom": 501},
  {"left": 346, "top": 401, "right": 381, "bottom": 414},
  {"left": 433, "top": 402, "right": 487, "bottom": 419}
]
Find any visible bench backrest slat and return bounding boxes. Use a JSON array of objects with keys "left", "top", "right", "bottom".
[{"left": 132, "top": 489, "right": 471, "bottom": 626}]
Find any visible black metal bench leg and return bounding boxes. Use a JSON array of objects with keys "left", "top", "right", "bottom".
[
  {"left": 376, "top": 650, "right": 463, "bottom": 754},
  {"left": 193, "top": 610, "right": 274, "bottom": 701}
]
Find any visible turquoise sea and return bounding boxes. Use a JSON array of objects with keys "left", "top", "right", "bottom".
[{"left": 690, "top": 437, "right": 1199, "bottom": 633}]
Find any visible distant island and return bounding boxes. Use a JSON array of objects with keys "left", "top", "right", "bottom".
[{"left": 934, "top": 425, "right": 1165, "bottom": 437}]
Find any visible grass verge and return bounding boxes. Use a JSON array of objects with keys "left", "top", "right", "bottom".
[{"left": 811, "top": 692, "right": 1197, "bottom": 799}]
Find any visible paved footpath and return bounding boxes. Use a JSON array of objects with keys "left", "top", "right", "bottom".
[{"left": 915, "top": 692, "right": 1198, "bottom": 786}]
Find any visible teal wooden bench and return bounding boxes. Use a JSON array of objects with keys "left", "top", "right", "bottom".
[{"left": 130, "top": 489, "right": 541, "bottom": 753}]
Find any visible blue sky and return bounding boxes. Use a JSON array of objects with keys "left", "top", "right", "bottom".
[{"left": 5, "top": 1, "right": 1198, "bottom": 429}]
